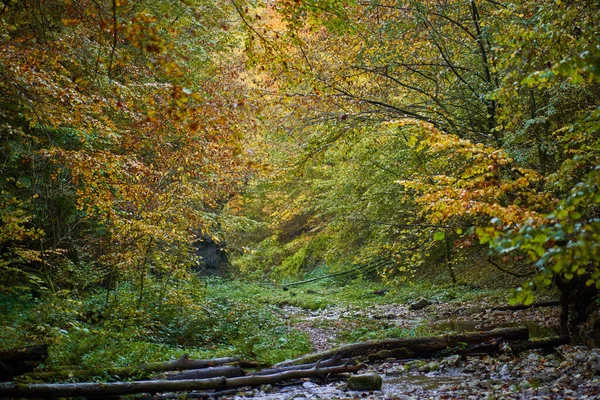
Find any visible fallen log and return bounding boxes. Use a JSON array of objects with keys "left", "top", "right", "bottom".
[
  {"left": 23, "top": 355, "right": 242, "bottom": 382},
  {"left": 0, "top": 363, "right": 363, "bottom": 398},
  {"left": 0, "top": 345, "right": 48, "bottom": 380},
  {"left": 282, "top": 258, "right": 390, "bottom": 289},
  {"left": 0, "top": 345, "right": 48, "bottom": 362},
  {"left": 511, "top": 336, "right": 570, "bottom": 353},
  {"left": 275, "top": 327, "right": 529, "bottom": 367},
  {"left": 251, "top": 356, "right": 350, "bottom": 376},
  {"left": 141, "top": 388, "right": 244, "bottom": 399},
  {"left": 464, "top": 300, "right": 560, "bottom": 315},
  {"left": 165, "top": 366, "right": 244, "bottom": 380}
]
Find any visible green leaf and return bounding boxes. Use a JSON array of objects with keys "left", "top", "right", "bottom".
[
  {"left": 523, "top": 293, "right": 534, "bottom": 306},
  {"left": 433, "top": 231, "right": 446, "bottom": 241},
  {"left": 564, "top": 272, "right": 574, "bottom": 280}
]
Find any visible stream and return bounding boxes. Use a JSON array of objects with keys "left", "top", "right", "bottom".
[{"left": 220, "top": 302, "right": 600, "bottom": 399}]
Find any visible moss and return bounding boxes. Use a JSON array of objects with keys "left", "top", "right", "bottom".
[{"left": 347, "top": 373, "right": 383, "bottom": 391}]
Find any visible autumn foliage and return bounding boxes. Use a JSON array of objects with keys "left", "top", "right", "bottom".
[{"left": 0, "top": 0, "right": 250, "bottom": 294}]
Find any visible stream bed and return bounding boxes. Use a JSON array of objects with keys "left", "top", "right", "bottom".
[{"left": 218, "top": 301, "right": 600, "bottom": 399}]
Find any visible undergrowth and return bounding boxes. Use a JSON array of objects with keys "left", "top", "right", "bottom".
[
  {"left": 0, "top": 276, "right": 312, "bottom": 375},
  {"left": 0, "top": 269, "right": 539, "bottom": 378}
]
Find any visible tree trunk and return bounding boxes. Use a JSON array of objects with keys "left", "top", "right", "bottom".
[
  {"left": 556, "top": 275, "right": 599, "bottom": 344},
  {"left": 0, "top": 364, "right": 362, "bottom": 398},
  {"left": 274, "top": 327, "right": 529, "bottom": 367}
]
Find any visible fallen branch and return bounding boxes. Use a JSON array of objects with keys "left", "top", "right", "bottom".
[
  {"left": 488, "top": 300, "right": 560, "bottom": 312},
  {"left": 464, "top": 300, "right": 560, "bottom": 315},
  {"left": 275, "top": 327, "right": 529, "bottom": 367},
  {"left": 23, "top": 355, "right": 242, "bottom": 381},
  {"left": 0, "top": 345, "right": 48, "bottom": 362},
  {"left": 165, "top": 366, "right": 244, "bottom": 380},
  {"left": 251, "top": 356, "right": 350, "bottom": 376},
  {"left": 511, "top": 336, "right": 570, "bottom": 353},
  {"left": 282, "top": 259, "right": 390, "bottom": 289},
  {"left": 141, "top": 388, "right": 243, "bottom": 399},
  {"left": 487, "top": 257, "right": 534, "bottom": 278},
  {"left": 0, "top": 363, "right": 363, "bottom": 398}
]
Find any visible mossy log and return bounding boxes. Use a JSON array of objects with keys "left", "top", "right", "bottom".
[
  {"left": 23, "top": 355, "right": 244, "bottom": 382},
  {"left": 511, "top": 336, "right": 570, "bottom": 353},
  {"left": 165, "top": 366, "right": 244, "bottom": 380},
  {"left": 274, "top": 327, "right": 529, "bottom": 367},
  {"left": 0, "top": 363, "right": 362, "bottom": 398},
  {"left": 0, "top": 345, "right": 48, "bottom": 380},
  {"left": 464, "top": 300, "right": 560, "bottom": 315}
]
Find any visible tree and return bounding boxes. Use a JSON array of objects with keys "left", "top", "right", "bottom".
[
  {"left": 0, "top": 0, "right": 252, "bottom": 299},
  {"left": 231, "top": 0, "right": 600, "bottom": 340}
]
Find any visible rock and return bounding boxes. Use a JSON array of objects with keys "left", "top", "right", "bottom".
[
  {"left": 463, "top": 363, "right": 476, "bottom": 373},
  {"left": 442, "top": 354, "right": 462, "bottom": 367},
  {"left": 347, "top": 373, "right": 383, "bottom": 391},
  {"left": 518, "top": 380, "right": 531, "bottom": 389},
  {"left": 260, "top": 384, "right": 274, "bottom": 393},
  {"left": 371, "top": 289, "right": 388, "bottom": 296},
  {"left": 405, "top": 360, "right": 427, "bottom": 371},
  {"left": 408, "top": 298, "right": 432, "bottom": 311},
  {"left": 527, "top": 352, "right": 540, "bottom": 361},
  {"left": 288, "top": 394, "right": 307, "bottom": 399},
  {"left": 302, "top": 381, "right": 317, "bottom": 389},
  {"left": 418, "top": 362, "right": 440, "bottom": 372}
]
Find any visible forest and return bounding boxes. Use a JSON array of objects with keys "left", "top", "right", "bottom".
[{"left": 0, "top": 0, "right": 599, "bottom": 398}]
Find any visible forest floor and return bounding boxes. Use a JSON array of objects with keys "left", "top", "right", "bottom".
[
  {"left": 3, "top": 279, "right": 600, "bottom": 398},
  {"left": 220, "top": 283, "right": 600, "bottom": 399}
]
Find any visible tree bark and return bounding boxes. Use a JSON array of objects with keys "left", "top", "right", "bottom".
[
  {"left": 274, "top": 327, "right": 529, "bottom": 367},
  {"left": 556, "top": 275, "right": 599, "bottom": 343},
  {"left": 0, "top": 364, "right": 362, "bottom": 398}
]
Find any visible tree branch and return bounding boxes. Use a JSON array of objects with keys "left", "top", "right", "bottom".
[{"left": 487, "top": 256, "right": 535, "bottom": 278}]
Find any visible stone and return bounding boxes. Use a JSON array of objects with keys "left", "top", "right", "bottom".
[
  {"left": 288, "top": 394, "right": 307, "bottom": 399},
  {"left": 518, "top": 380, "right": 532, "bottom": 389},
  {"left": 347, "top": 373, "right": 383, "bottom": 391},
  {"left": 260, "top": 384, "right": 274, "bottom": 393},
  {"left": 442, "top": 354, "right": 462, "bottom": 366},
  {"left": 408, "top": 298, "right": 433, "bottom": 311},
  {"left": 405, "top": 359, "right": 427, "bottom": 371},
  {"left": 302, "top": 381, "right": 318, "bottom": 389}
]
